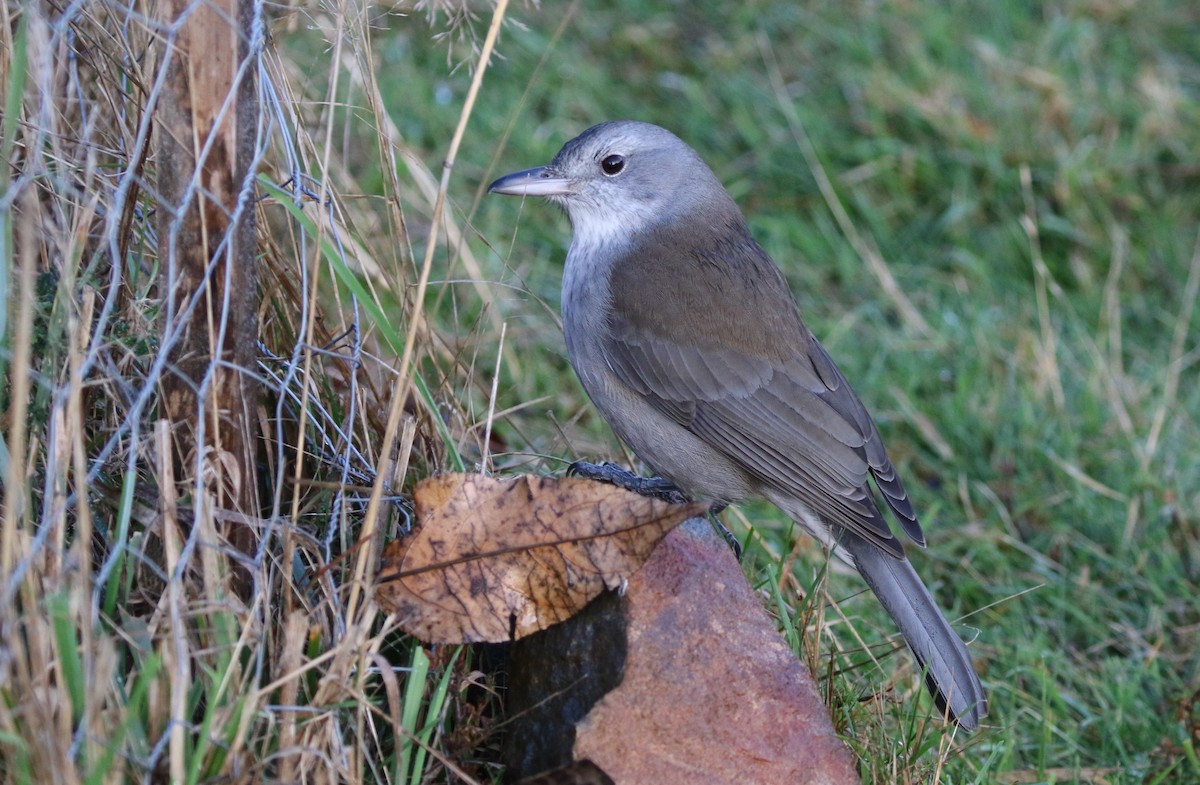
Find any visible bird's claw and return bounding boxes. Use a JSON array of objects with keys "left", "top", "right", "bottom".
[
  {"left": 566, "top": 460, "right": 741, "bottom": 559},
  {"left": 567, "top": 460, "right": 690, "bottom": 505},
  {"left": 709, "top": 511, "right": 743, "bottom": 561}
]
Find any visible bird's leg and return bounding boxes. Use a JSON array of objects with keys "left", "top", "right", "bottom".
[
  {"left": 566, "top": 461, "right": 742, "bottom": 559},
  {"left": 707, "top": 508, "right": 742, "bottom": 561},
  {"left": 566, "top": 460, "right": 689, "bottom": 505}
]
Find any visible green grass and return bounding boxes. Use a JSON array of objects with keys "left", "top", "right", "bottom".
[{"left": 379, "top": 1, "right": 1200, "bottom": 781}]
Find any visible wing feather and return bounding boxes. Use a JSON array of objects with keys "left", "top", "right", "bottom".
[
  {"left": 604, "top": 309, "right": 922, "bottom": 555},
  {"left": 600, "top": 219, "right": 925, "bottom": 553}
]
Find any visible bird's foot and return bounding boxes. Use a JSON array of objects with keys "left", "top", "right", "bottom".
[
  {"left": 566, "top": 461, "right": 742, "bottom": 560},
  {"left": 708, "top": 510, "right": 742, "bottom": 561},
  {"left": 566, "top": 460, "right": 689, "bottom": 505}
]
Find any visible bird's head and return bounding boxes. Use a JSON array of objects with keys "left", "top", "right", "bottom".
[{"left": 488, "top": 120, "right": 737, "bottom": 248}]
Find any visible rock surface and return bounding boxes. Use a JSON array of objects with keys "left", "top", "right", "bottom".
[{"left": 506, "top": 517, "right": 860, "bottom": 785}]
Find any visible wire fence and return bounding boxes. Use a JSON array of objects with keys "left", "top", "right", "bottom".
[{"left": 0, "top": 0, "right": 489, "bottom": 780}]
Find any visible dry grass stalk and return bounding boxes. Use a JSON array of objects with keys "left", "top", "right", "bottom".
[{"left": 0, "top": 0, "right": 506, "bottom": 780}]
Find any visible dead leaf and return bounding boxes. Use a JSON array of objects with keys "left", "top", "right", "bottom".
[{"left": 375, "top": 473, "right": 708, "bottom": 643}]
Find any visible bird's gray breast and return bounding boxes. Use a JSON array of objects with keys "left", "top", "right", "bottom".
[
  {"left": 560, "top": 241, "right": 618, "bottom": 393},
  {"left": 559, "top": 239, "right": 755, "bottom": 502}
]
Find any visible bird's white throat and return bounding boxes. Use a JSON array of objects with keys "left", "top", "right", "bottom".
[{"left": 564, "top": 195, "right": 661, "bottom": 255}]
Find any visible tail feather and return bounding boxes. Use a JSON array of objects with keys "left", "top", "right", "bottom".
[{"left": 840, "top": 531, "right": 987, "bottom": 730}]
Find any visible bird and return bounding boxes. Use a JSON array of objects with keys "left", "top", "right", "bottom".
[{"left": 487, "top": 120, "right": 987, "bottom": 730}]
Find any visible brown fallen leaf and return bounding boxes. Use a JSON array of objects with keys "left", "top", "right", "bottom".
[{"left": 375, "top": 473, "right": 709, "bottom": 643}]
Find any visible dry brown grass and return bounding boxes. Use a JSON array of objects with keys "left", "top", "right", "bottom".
[{"left": 0, "top": 1, "right": 508, "bottom": 782}]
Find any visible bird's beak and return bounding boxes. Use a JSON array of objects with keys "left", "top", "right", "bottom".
[{"left": 487, "top": 166, "right": 574, "bottom": 197}]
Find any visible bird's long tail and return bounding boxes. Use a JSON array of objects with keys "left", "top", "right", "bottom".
[{"left": 840, "top": 531, "right": 988, "bottom": 731}]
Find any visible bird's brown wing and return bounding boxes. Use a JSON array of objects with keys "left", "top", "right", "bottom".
[{"left": 603, "top": 227, "right": 923, "bottom": 556}]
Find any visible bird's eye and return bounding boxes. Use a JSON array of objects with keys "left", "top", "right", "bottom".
[{"left": 600, "top": 154, "right": 625, "bottom": 176}]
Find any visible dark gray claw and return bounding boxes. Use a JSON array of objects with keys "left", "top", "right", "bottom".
[
  {"left": 566, "top": 460, "right": 689, "bottom": 505},
  {"left": 566, "top": 460, "right": 741, "bottom": 560},
  {"left": 709, "top": 511, "right": 742, "bottom": 561}
]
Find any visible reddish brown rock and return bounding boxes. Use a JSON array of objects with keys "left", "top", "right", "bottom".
[{"left": 572, "top": 518, "right": 859, "bottom": 785}]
